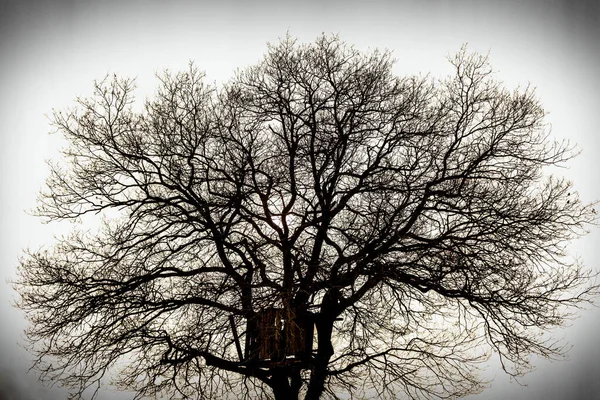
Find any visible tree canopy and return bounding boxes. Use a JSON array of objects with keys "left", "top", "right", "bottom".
[{"left": 16, "top": 35, "right": 598, "bottom": 400}]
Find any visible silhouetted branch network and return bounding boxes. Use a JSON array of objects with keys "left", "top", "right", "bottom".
[{"left": 16, "top": 34, "right": 599, "bottom": 400}]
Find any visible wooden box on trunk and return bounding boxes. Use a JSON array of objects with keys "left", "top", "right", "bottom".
[{"left": 245, "top": 308, "right": 314, "bottom": 366}]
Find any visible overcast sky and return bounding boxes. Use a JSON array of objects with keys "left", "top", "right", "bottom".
[{"left": 1, "top": 1, "right": 599, "bottom": 399}]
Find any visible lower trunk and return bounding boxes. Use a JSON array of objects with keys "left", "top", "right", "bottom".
[
  {"left": 273, "top": 385, "right": 299, "bottom": 400},
  {"left": 271, "top": 368, "right": 302, "bottom": 400},
  {"left": 304, "top": 368, "right": 327, "bottom": 400}
]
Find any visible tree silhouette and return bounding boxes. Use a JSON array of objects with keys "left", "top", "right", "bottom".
[{"left": 16, "top": 35, "right": 599, "bottom": 400}]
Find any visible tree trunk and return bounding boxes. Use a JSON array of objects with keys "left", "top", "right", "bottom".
[
  {"left": 273, "top": 385, "right": 298, "bottom": 400},
  {"left": 305, "top": 307, "right": 336, "bottom": 400},
  {"left": 270, "top": 314, "right": 334, "bottom": 400},
  {"left": 271, "top": 368, "right": 302, "bottom": 400}
]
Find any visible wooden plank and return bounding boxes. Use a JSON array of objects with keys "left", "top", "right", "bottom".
[{"left": 229, "top": 315, "right": 244, "bottom": 362}]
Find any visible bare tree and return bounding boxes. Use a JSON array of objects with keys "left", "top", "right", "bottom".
[{"left": 16, "top": 35, "right": 598, "bottom": 400}]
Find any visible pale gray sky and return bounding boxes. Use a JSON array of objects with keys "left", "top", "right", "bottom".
[{"left": 1, "top": 1, "right": 599, "bottom": 399}]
